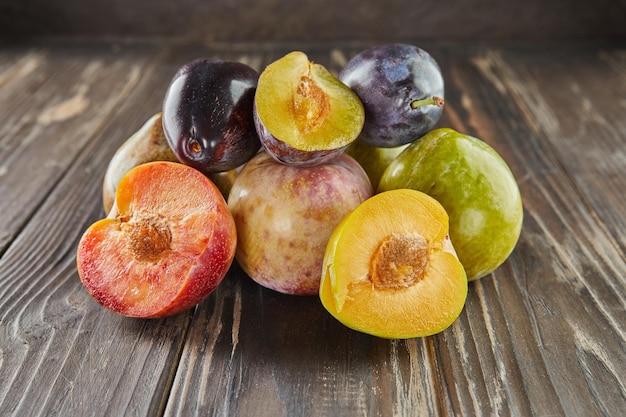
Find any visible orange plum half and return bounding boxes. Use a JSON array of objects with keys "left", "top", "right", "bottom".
[{"left": 320, "top": 189, "right": 467, "bottom": 339}]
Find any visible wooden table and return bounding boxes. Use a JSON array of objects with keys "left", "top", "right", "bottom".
[{"left": 1, "top": 40, "right": 624, "bottom": 417}]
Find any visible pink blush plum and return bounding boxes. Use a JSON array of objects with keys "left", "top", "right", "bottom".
[{"left": 227, "top": 152, "right": 373, "bottom": 295}]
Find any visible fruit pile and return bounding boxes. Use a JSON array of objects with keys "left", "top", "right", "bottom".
[{"left": 76, "top": 44, "right": 523, "bottom": 339}]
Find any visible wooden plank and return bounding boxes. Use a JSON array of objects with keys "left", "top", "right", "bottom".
[
  {"left": 0, "top": 43, "right": 191, "bottom": 417},
  {"left": 0, "top": 42, "right": 155, "bottom": 255},
  {"left": 165, "top": 266, "right": 447, "bottom": 417},
  {"left": 0, "top": 46, "right": 42, "bottom": 90},
  {"left": 0, "top": 41, "right": 284, "bottom": 417}
]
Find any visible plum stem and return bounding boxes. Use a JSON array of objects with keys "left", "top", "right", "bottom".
[{"left": 410, "top": 96, "right": 444, "bottom": 110}]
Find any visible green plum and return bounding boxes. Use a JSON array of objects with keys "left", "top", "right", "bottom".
[
  {"left": 345, "top": 140, "right": 408, "bottom": 189},
  {"left": 378, "top": 128, "right": 523, "bottom": 281}
]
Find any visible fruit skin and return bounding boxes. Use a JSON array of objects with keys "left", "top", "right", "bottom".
[
  {"left": 77, "top": 161, "right": 237, "bottom": 318},
  {"left": 345, "top": 139, "right": 408, "bottom": 189},
  {"left": 162, "top": 58, "right": 261, "bottom": 174},
  {"left": 339, "top": 44, "right": 445, "bottom": 148},
  {"left": 227, "top": 151, "right": 373, "bottom": 295},
  {"left": 320, "top": 189, "right": 467, "bottom": 339},
  {"left": 378, "top": 128, "right": 523, "bottom": 281},
  {"left": 102, "top": 113, "right": 179, "bottom": 214},
  {"left": 253, "top": 51, "right": 365, "bottom": 166}
]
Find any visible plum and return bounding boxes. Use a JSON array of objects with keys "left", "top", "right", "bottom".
[
  {"left": 320, "top": 189, "right": 467, "bottom": 339},
  {"left": 345, "top": 139, "right": 408, "bottom": 189},
  {"left": 227, "top": 151, "right": 373, "bottom": 295},
  {"left": 378, "top": 128, "right": 523, "bottom": 281},
  {"left": 77, "top": 161, "right": 237, "bottom": 318},
  {"left": 339, "top": 44, "right": 445, "bottom": 148},
  {"left": 102, "top": 113, "right": 179, "bottom": 214},
  {"left": 162, "top": 58, "right": 261, "bottom": 174},
  {"left": 254, "top": 51, "right": 365, "bottom": 166}
]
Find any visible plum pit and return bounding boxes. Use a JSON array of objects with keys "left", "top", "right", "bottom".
[
  {"left": 292, "top": 75, "right": 330, "bottom": 134},
  {"left": 369, "top": 232, "right": 429, "bottom": 289},
  {"left": 121, "top": 214, "right": 172, "bottom": 262}
]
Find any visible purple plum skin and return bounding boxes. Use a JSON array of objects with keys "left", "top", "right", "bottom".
[
  {"left": 162, "top": 58, "right": 261, "bottom": 173},
  {"left": 339, "top": 44, "right": 445, "bottom": 148},
  {"left": 227, "top": 152, "right": 373, "bottom": 295}
]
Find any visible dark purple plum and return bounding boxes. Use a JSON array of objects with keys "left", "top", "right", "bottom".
[
  {"left": 162, "top": 58, "right": 261, "bottom": 173},
  {"left": 339, "top": 44, "right": 445, "bottom": 148}
]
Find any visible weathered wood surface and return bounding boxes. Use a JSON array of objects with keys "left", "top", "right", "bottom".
[{"left": 0, "top": 41, "right": 624, "bottom": 417}]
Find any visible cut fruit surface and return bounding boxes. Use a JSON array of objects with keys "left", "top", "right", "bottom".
[{"left": 320, "top": 189, "right": 467, "bottom": 339}]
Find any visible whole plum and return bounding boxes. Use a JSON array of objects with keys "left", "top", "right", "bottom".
[
  {"left": 227, "top": 151, "right": 373, "bottom": 295},
  {"left": 162, "top": 58, "right": 261, "bottom": 174},
  {"left": 339, "top": 44, "right": 445, "bottom": 148}
]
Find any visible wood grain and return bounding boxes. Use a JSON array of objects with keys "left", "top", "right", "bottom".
[
  {"left": 469, "top": 46, "right": 626, "bottom": 254},
  {"left": 0, "top": 41, "right": 624, "bottom": 417},
  {"left": 0, "top": 43, "right": 158, "bottom": 255},
  {"left": 162, "top": 44, "right": 626, "bottom": 416}
]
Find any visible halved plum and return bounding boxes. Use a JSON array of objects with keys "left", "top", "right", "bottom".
[
  {"left": 77, "top": 161, "right": 237, "bottom": 318},
  {"left": 320, "top": 189, "right": 467, "bottom": 339},
  {"left": 254, "top": 51, "right": 365, "bottom": 166}
]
